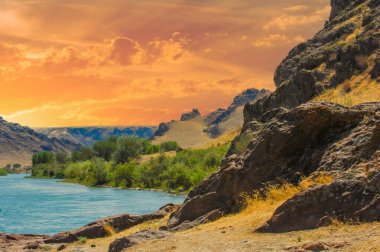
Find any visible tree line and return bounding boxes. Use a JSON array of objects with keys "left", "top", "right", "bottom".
[{"left": 31, "top": 136, "right": 227, "bottom": 192}]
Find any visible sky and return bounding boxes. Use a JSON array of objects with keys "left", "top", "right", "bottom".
[{"left": 0, "top": 0, "right": 330, "bottom": 127}]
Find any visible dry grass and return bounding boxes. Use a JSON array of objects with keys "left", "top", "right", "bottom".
[
  {"left": 240, "top": 173, "right": 334, "bottom": 215},
  {"left": 60, "top": 173, "right": 380, "bottom": 252},
  {"left": 314, "top": 74, "right": 380, "bottom": 107}
]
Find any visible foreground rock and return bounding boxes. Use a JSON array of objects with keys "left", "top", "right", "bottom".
[
  {"left": 168, "top": 102, "right": 380, "bottom": 231},
  {"left": 109, "top": 230, "right": 171, "bottom": 252},
  {"left": 0, "top": 234, "right": 48, "bottom": 251},
  {"left": 45, "top": 203, "right": 178, "bottom": 244}
]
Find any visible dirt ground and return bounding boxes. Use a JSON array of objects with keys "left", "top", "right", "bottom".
[{"left": 61, "top": 202, "right": 380, "bottom": 252}]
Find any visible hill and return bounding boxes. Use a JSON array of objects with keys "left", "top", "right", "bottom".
[
  {"left": 0, "top": 117, "right": 80, "bottom": 166},
  {"left": 153, "top": 88, "right": 270, "bottom": 148},
  {"left": 35, "top": 126, "right": 156, "bottom": 146}
]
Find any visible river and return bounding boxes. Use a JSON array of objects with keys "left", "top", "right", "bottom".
[{"left": 0, "top": 174, "right": 185, "bottom": 235}]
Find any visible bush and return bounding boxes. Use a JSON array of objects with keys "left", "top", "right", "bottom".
[
  {"left": 12, "top": 163, "right": 22, "bottom": 169},
  {"left": 0, "top": 168, "right": 8, "bottom": 176},
  {"left": 160, "top": 141, "right": 179, "bottom": 152}
]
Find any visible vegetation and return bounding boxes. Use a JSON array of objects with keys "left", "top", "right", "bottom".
[
  {"left": 31, "top": 136, "right": 228, "bottom": 192},
  {"left": 0, "top": 168, "right": 8, "bottom": 176},
  {"left": 240, "top": 173, "right": 334, "bottom": 214}
]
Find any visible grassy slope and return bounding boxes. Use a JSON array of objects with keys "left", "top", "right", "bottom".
[{"left": 153, "top": 108, "right": 243, "bottom": 149}]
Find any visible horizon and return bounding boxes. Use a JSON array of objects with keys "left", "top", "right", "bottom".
[{"left": 0, "top": 0, "right": 330, "bottom": 127}]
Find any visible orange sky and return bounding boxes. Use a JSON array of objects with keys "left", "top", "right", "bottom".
[{"left": 0, "top": 0, "right": 330, "bottom": 127}]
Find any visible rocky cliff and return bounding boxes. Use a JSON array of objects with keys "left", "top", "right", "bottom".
[
  {"left": 0, "top": 117, "right": 80, "bottom": 166},
  {"left": 167, "top": 0, "right": 380, "bottom": 232},
  {"left": 244, "top": 0, "right": 380, "bottom": 122}
]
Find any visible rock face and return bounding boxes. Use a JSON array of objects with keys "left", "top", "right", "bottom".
[
  {"left": 168, "top": 102, "right": 380, "bottom": 230},
  {"left": 204, "top": 89, "right": 270, "bottom": 137},
  {"left": 154, "top": 120, "right": 176, "bottom": 137},
  {"left": 36, "top": 126, "right": 157, "bottom": 146},
  {"left": 180, "top": 108, "right": 201, "bottom": 121},
  {"left": 0, "top": 118, "right": 80, "bottom": 165},
  {"left": 244, "top": 0, "right": 380, "bottom": 122}
]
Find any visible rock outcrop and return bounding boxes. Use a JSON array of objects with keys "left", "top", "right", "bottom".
[
  {"left": 168, "top": 102, "right": 380, "bottom": 230},
  {"left": 180, "top": 109, "right": 201, "bottom": 121},
  {"left": 244, "top": 0, "right": 380, "bottom": 122},
  {"left": 45, "top": 203, "right": 178, "bottom": 244}
]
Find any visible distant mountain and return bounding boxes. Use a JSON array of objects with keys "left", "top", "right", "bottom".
[
  {"left": 0, "top": 117, "right": 80, "bottom": 166},
  {"left": 35, "top": 126, "right": 157, "bottom": 146},
  {"left": 153, "top": 88, "right": 271, "bottom": 148}
]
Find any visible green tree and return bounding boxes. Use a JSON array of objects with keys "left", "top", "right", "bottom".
[
  {"left": 112, "top": 136, "right": 143, "bottom": 164},
  {"left": 93, "top": 136, "right": 117, "bottom": 161},
  {"left": 87, "top": 158, "right": 110, "bottom": 186},
  {"left": 55, "top": 152, "right": 69, "bottom": 164},
  {"left": 32, "top": 152, "right": 55, "bottom": 166},
  {"left": 71, "top": 147, "right": 95, "bottom": 162}
]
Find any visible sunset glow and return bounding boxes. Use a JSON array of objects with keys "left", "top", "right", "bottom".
[{"left": 0, "top": 0, "right": 330, "bottom": 127}]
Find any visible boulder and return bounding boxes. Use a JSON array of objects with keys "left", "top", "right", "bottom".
[{"left": 108, "top": 230, "right": 170, "bottom": 252}]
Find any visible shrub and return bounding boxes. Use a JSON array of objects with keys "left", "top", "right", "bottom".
[
  {"left": 160, "top": 141, "right": 179, "bottom": 152},
  {"left": 0, "top": 168, "right": 8, "bottom": 176}
]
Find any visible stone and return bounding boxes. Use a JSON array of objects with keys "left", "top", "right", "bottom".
[{"left": 108, "top": 230, "right": 170, "bottom": 252}]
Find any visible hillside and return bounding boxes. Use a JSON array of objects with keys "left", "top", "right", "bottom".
[
  {"left": 0, "top": 117, "right": 80, "bottom": 166},
  {"left": 35, "top": 126, "right": 156, "bottom": 146},
  {"left": 153, "top": 88, "right": 270, "bottom": 148},
  {"left": 168, "top": 0, "right": 380, "bottom": 230}
]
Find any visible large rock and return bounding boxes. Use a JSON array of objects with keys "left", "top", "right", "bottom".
[
  {"left": 108, "top": 230, "right": 170, "bottom": 252},
  {"left": 45, "top": 204, "right": 178, "bottom": 244},
  {"left": 168, "top": 102, "right": 380, "bottom": 230}
]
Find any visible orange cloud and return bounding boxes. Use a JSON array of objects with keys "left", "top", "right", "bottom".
[{"left": 0, "top": 0, "right": 330, "bottom": 127}]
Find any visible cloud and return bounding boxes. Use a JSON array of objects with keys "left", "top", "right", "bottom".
[
  {"left": 284, "top": 5, "right": 308, "bottom": 12},
  {"left": 107, "top": 37, "right": 145, "bottom": 65},
  {"left": 263, "top": 7, "right": 330, "bottom": 31},
  {"left": 0, "top": 0, "right": 331, "bottom": 127},
  {"left": 251, "top": 34, "right": 305, "bottom": 48}
]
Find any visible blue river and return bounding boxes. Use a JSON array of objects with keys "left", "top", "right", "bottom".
[{"left": 0, "top": 174, "right": 185, "bottom": 235}]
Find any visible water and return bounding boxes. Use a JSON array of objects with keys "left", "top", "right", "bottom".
[{"left": 0, "top": 174, "right": 185, "bottom": 235}]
